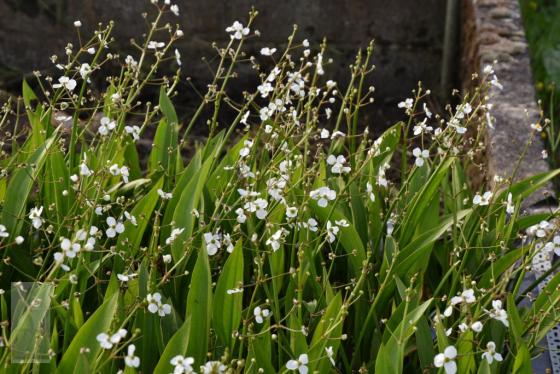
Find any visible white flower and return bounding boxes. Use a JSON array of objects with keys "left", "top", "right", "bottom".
[
  {"left": 158, "top": 189, "right": 173, "bottom": 200},
  {"left": 163, "top": 254, "right": 172, "bottom": 263},
  {"left": 125, "top": 55, "right": 138, "bottom": 68},
  {"left": 320, "top": 128, "right": 330, "bottom": 138},
  {"left": 240, "top": 111, "right": 250, "bottom": 126},
  {"left": 310, "top": 186, "right": 336, "bottom": 208},
  {"left": 530, "top": 123, "right": 543, "bottom": 132},
  {"left": 313, "top": 51, "right": 324, "bottom": 75},
  {"left": 235, "top": 208, "right": 247, "bottom": 223},
  {"left": 530, "top": 220, "right": 551, "bottom": 238},
  {"left": 53, "top": 76, "right": 77, "bottom": 91},
  {"left": 15, "top": 236, "right": 24, "bottom": 245},
  {"left": 96, "top": 333, "right": 113, "bottom": 349},
  {"left": 55, "top": 238, "right": 80, "bottom": 264},
  {"left": 327, "top": 154, "right": 350, "bottom": 174},
  {"left": 326, "top": 221, "right": 339, "bottom": 243},
  {"left": 87, "top": 47, "right": 96, "bottom": 54},
  {"left": 204, "top": 232, "right": 222, "bottom": 256},
  {"left": 434, "top": 346, "right": 457, "bottom": 374},
  {"left": 471, "top": 321, "right": 483, "bottom": 333},
  {"left": 174, "top": 48, "right": 182, "bottom": 66},
  {"left": 451, "top": 289, "right": 476, "bottom": 305},
  {"left": 483, "top": 65, "right": 494, "bottom": 75},
  {"left": 506, "top": 193, "right": 515, "bottom": 215},
  {"left": 170, "top": 355, "right": 195, "bottom": 373},
  {"left": 298, "top": 217, "right": 319, "bottom": 232},
  {"left": 227, "top": 288, "right": 243, "bottom": 295},
  {"left": 147, "top": 292, "right": 171, "bottom": 316},
  {"left": 79, "top": 63, "right": 91, "bottom": 79},
  {"left": 0, "top": 225, "right": 9, "bottom": 238},
  {"left": 473, "top": 191, "right": 492, "bottom": 206},
  {"left": 423, "top": 103, "right": 432, "bottom": 118},
  {"left": 109, "top": 164, "right": 120, "bottom": 177},
  {"left": 125, "top": 344, "right": 140, "bottom": 368},
  {"left": 366, "top": 182, "right": 375, "bottom": 202},
  {"left": 98, "top": 116, "right": 116, "bottom": 136},
  {"left": 170, "top": 4, "right": 179, "bottom": 15},
  {"left": 253, "top": 306, "right": 270, "bottom": 324},
  {"left": 413, "top": 118, "right": 433, "bottom": 135},
  {"left": 488, "top": 300, "right": 508, "bottom": 327},
  {"left": 120, "top": 166, "right": 129, "bottom": 183},
  {"left": 244, "top": 198, "right": 268, "bottom": 219},
  {"left": 166, "top": 228, "right": 185, "bottom": 245},
  {"left": 260, "top": 47, "right": 277, "bottom": 56},
  {"left": 258, "top": 82, "right": 274, "bottom": 98},
  {"left": 125, "top": 125, "right": 141, "bottom": 141},
  {"left": 73, "top": 20, "right": 82, "bottom": 27},
  {"left": 28, "top": 206, "right": 44, "bottom": 229},
  {"left": 455, "top": 103, "right": 472, "bottom": 119},
  {"left": 481, "top": 341, "right": 503, "bottom": 364},
  {"left": 117, "top": 273, "right": 136, "bottom": 282},
  {"left": 286, "top": 353, "right": 309, "bottom": 374},
  {"left": 201, "top": 361, "right": 227, "bottom": 374},
  {"left": 544, "top": 236, "right": 560, "bottom": 256},
  {"left": 225, "top": 21, "right": 250, "bottom": 40},
  {"left": 490, "top": 75, "right": 503, "bottom": 90},
  {"left": 147, "top": 41, "right": 165, "bottom": 49},
  {"left": 239, "top": 140, "right": 253, "bottom": 158},
  {"left": 398, "top": 98, "right": 414, "bottom": 114},
  {"left": 412, "top": 147, "right": 429, "bottom": 167},
  {"left": 105, "top": 216, "right": 125, "bottom": 238},
  {"left": 325, "top": 346, "right": 335, "bottom": 366},
  {"left": 79, "top": 161, "right": 92, "bottom": 177},
  {"left": 96, "top": 329, "right": 126, "bottom": 350},
  {"left": 286, "top": 206, "right": 298, "bottom": 219},
  {"left": 223, "top": 233, "right": 234, "bottom": 253},
  {"left": 266, "top": 228, "right": 288, "bottom": 251}
]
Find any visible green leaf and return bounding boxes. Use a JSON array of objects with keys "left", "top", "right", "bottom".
[
  {"left": 2, "top": 134, "right": 56, "bottom": 239},
  {"left": 213, "top": 240, "right": 244, "bottom": 347},
  {"left": 57, "top": 293, "right": 119, "bottom": 373},
  {"left": 170, "top": 155, "right": 215, "bottom": 263},
  {"left": 511, "top": 344, "right": 532, "bottom": 374},
  {"left": 153, "top": 318, "right": 192, "bottom": 374},
  {"left": 398, "top": 157, "right": 455, "bottom": 245},
  {"left": 309, "top": 293, "right": 343, "bottom": 373},
  {"left": 185, "top": 247, "right": 212, "bottom": 363},
  {"left": 116, "top": 178, "right": 163, "bottom": 256},
  {"left": 310, "top": 202, "right": 365, "bottom": 276},
  {"left": 479, "top": 247, "right": 524, "bottom": 288}
]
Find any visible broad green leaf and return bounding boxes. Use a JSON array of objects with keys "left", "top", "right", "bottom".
[
  {"left": 310, "top": 202, "right": 365, "bottom": 276},
  {"left": 170, "top": 155, "right": 215, "bottom": 263},
  {"left": 185, "top": 247, "right": 212, "bottom": 363},
  {"left": 512, "top": 344, "right": 532, "bottom": 374},
  {"left": 309, "top": 293, "right": 343, "bottom": 373},
  {"left": 57, "top": 293, "right": 118, "bottom": 373},
  {"left": 2, "top": 135, "right": 55, "bottom": 239},
  {"left": 213, "top": 240, "right": 244, "bottom": 347},
  {"left": 398, "top": 157, "right": 455, "bottom": 245},
  {"left": 116, "top": 178, "right": 163, "bottom": 256},
  {"left": 153, "top": 318, "right": 192, "bottom": 374}
]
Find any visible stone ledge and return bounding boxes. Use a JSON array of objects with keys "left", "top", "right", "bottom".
[{"left": 461, "top": 0, "right": 554, "bottom": 207}]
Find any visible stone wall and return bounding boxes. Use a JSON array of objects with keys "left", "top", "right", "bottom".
[
  {"left": 0, "top": 0, "right": 446, "bottom": 127},
  {"left": 460, "top": 0, "right": 553, "bottom": 207}
]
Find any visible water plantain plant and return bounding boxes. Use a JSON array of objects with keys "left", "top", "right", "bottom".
[{"left": 0, "top": 2, "right": 559, "bottom": 373}]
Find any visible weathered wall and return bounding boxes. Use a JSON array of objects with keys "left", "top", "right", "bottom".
[
  {"left": 460, "top": 0, "right": 553, "bottom": 207},
  {"left": 0, "top": 0, "right": 446, "bottom": 126}
]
